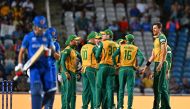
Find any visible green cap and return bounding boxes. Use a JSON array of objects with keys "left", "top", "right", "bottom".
[
  {"left": 116, "top": 39, "right": 124, "bottom": 44},
  {"left": 65, "top": 35, "right": 80, "bottom": 45},
  {"left": 95, "top": 33, "right": 102, "bottom": 39},
  {"left": 87, "top": 31, "right": 98, "bottom": 40},
  {"left": 125, "top": 34, "right": 134, "bottom": 42},
  {"left": 104, "top": 29, "right": 113, "bottom": 38},
  {"left": 100, "top": 31, "right": 106, "bottom": 35}
]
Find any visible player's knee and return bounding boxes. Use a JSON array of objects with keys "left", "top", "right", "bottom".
[{"left": 31, "top": 82, "right": 43, "bottom": 95}]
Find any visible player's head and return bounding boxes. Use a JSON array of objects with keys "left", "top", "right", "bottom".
[
  {"left": 116, "top": 39, "right": 125, "bottom": 45},
  {"left": 33, "top": 16, "right": 47, "bottom": 35},
  {"left": 152, "top": 22, "right": 162, "bottom": 37},
  {"left": 100, "top": 31, "right": 107, "bottom": 41},
  {"left": 65, "top": 34, "right": 80, "bottom": 46},
  {"left": 125, "top": 34, "right": 134, "bottom": 43},
  {"left": 87, "top": 31, "right": 99, "bottom": 43},
  {"left": 47, "top": 27, "right": 57, "bottom": 41},
  {"left": 95, "top": 33, "right": 102, "bottom": 45},
  {"left": 104, "top": 29, "right": 113, "bottom": 40}
]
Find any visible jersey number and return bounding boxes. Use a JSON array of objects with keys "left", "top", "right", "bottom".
[
  {"left": 124, "top": 50, "right": 132, "bottom": 60},
  {"left": 82, "top": 50, "right": 87, "bottom": 60},
  {"left": 108, "top": 46, "right": 117, "bottom": 56}
]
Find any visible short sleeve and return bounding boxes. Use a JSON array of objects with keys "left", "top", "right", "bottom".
[
  {"left": 21, "top": 35, "right": 29, "bottom": 49},
  {"left": 55, "top": 42, "right": 60, "bottom": 52},
  {"left": 159, "top": 34, "right": 167, "bottom": 43}
]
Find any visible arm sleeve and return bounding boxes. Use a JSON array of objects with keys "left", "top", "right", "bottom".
[
  {"left": 47, "top": 35, "right": 54, "bottom": 48},
  {"left": 60, "top": 49, "right": 70, "bottom": 72},
  {"left": 21, "top": 35, "right": 29, "bottom": 49},
  {"left": 56, "top": 58, "right": 61, "bottom": 74},
  {"left": 95, "top": 42, "right": 103, "bottom": 60},
  {"left": 159, "top": 35, "right": 167, "bottom": 44},
  {"left": 167, "top": 52, "right": 172, "bottom": 70},
  {"left": 112, "top": 48, "right": 120, "bottom": 66},
  {"left": 92, "top": 46, "right": 97, "bottom": 55},
  {"left": 56, "top": 42, "right": 61, "bottom": 53},
  {"left": 136, "top": 49, "right": 145, "bottom": 67}
]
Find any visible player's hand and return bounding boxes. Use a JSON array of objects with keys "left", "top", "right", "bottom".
[
  {"left": 57, "top": 73, "right": 62, "bottom": 82},
  {"left": 53, "top": 52, "right": 60, "bottom": 60},
  {"left": 15, "top": 63, "right": 23, "bottom": 71},
  {"left": 14, "top": 63, "right": 23, "bottom": 81},
  {"left": 44, "top": 47, "right": 52, "bottom": 56},
  {"left": 65, "top": 72, "right": 71, "bottom": 80},
  {"left": 156, "top": 63, "right": 162, "bottom": 72},
  {"left": 140, "top": 66, "right": 147, "bottom": 74},
  {"left": 114, "top": 65, "right": 119, "bottom": 69}
]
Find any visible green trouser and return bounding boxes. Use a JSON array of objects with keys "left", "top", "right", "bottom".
[
  {"left": 160, "top": 79, "right": 170, "bottom": 109},
  {"left": 103, "top": 74, "right": 119, "bottom": 109},
  {"left": 160, "top": 71, "right": 170, "bottom": 109},
  {"left": 153, "top": 62, "right": 171, "bottom": 109},
  {"left": 82, "top": 67, "right": 96, "bottom": 109},
  {"left": 96, "top": 64, "right": 115, "bottom": 109},
  {"left": 61, "top": 71, "right": 76, "bottom": 109},
  {"left": 118, "top": 67, "right": 135, "bottom": 109}
]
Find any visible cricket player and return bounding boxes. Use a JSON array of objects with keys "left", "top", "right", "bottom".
[
  {"left": 42, "top": 27, "right": 60, "bottom": 108},
  {"left": 142, "top": 22, "right": 171, "bottom": 109},
  {"left": 112, "top": 34, "right": 144, "bottom": 109},
  {"left": 160, "top": 45, "right": 172, "bottom": 109},
  {"left": 80, "top": 31, "right": 101, "bottom": 109},
  {"left": 114, "top": 38, "right": 126, "bottom": 108},
  {"left": 16, "top": 16, "right": 59, "bottom": 109},
  {"left": 95, "top": 29, "right": 117, "bottom": 109},
  {"left": 60, "top": 35, "right": 81, "bottom": 109}
]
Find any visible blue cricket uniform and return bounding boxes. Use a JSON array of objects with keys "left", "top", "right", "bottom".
[
  {"left": 49, "top": 41, "right": 60, "bottom": 82},
  {"left": 21, "top": 31, "right": 54, "bottom": 109}
]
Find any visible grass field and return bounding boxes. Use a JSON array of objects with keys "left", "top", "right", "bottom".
[{"left": 0, "top": 94, "right": 190, "bottom": 109}]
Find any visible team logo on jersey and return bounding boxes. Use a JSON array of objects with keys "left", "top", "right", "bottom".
[
  {"left": 40, "top": 19, "right": 45, "bottom": 25},
  {"left": 42, "top": 37, "right": 47, "bottom": 42},
  {"left": 32, "top": 37, "right": 36, "bottom": 41},
  {"left": 32, "top": 44, "right": 40, "bottom": 48}
]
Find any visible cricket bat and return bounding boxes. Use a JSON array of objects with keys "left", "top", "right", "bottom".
[
  {"left": 23, "top": 45, "right": 46, "bottom": 71},
  {"left": 14, "top": 45, "right": 46, "bottom": 80}
]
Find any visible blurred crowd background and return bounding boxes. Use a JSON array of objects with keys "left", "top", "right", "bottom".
[{"left": 0, "top": 0, "right": 190, "bottom": 95}]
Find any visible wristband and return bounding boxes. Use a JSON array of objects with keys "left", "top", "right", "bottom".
[{"left": 146, "top": 61, "right": 151, "bottom": 67}]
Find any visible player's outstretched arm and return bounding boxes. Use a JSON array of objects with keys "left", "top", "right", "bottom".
[{"left": 141, "top": 50, "right": 154, "bottom": 74}]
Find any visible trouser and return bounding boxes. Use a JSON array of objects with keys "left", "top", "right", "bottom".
[
  {"left": 82, "top": 67, "right": 96, "bottom": 109},
  {"left": 118, "top": 67, "right": 135, "bottom": 109},
  {"left": 153, "top": 62, "right": 171, "bottom": 109},
  {"left": 103, "top": 71, "right": 119, "bottom": 109},
  {"left": 61, "top": 71, "right": 76, "bottom": 109},
  {"left": 30, "top": 64, "right": 56, "bottom": 109},
  {"left": 96, "top": 64, "right": 115, "bottom": 109},
  {"left": 160, "top": 69, "right": 170, "bottom": 109}
]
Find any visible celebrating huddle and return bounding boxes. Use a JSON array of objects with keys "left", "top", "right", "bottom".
[
  {"left": 15, "top": 15, "right": 172, "bottom": 109},
  {"left": 57, "top": 22, "right": 171, "bottom": 109}
]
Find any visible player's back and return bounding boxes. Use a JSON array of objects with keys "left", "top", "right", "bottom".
[
  {"left": 100, "top": 40, "right": 117, "bottom": 65},
  {"left": 119, "top": 44, "right": 138, "bottom": 67},
  {"left": 81, "top": 43, "right": 97, "bottom": 68}
]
